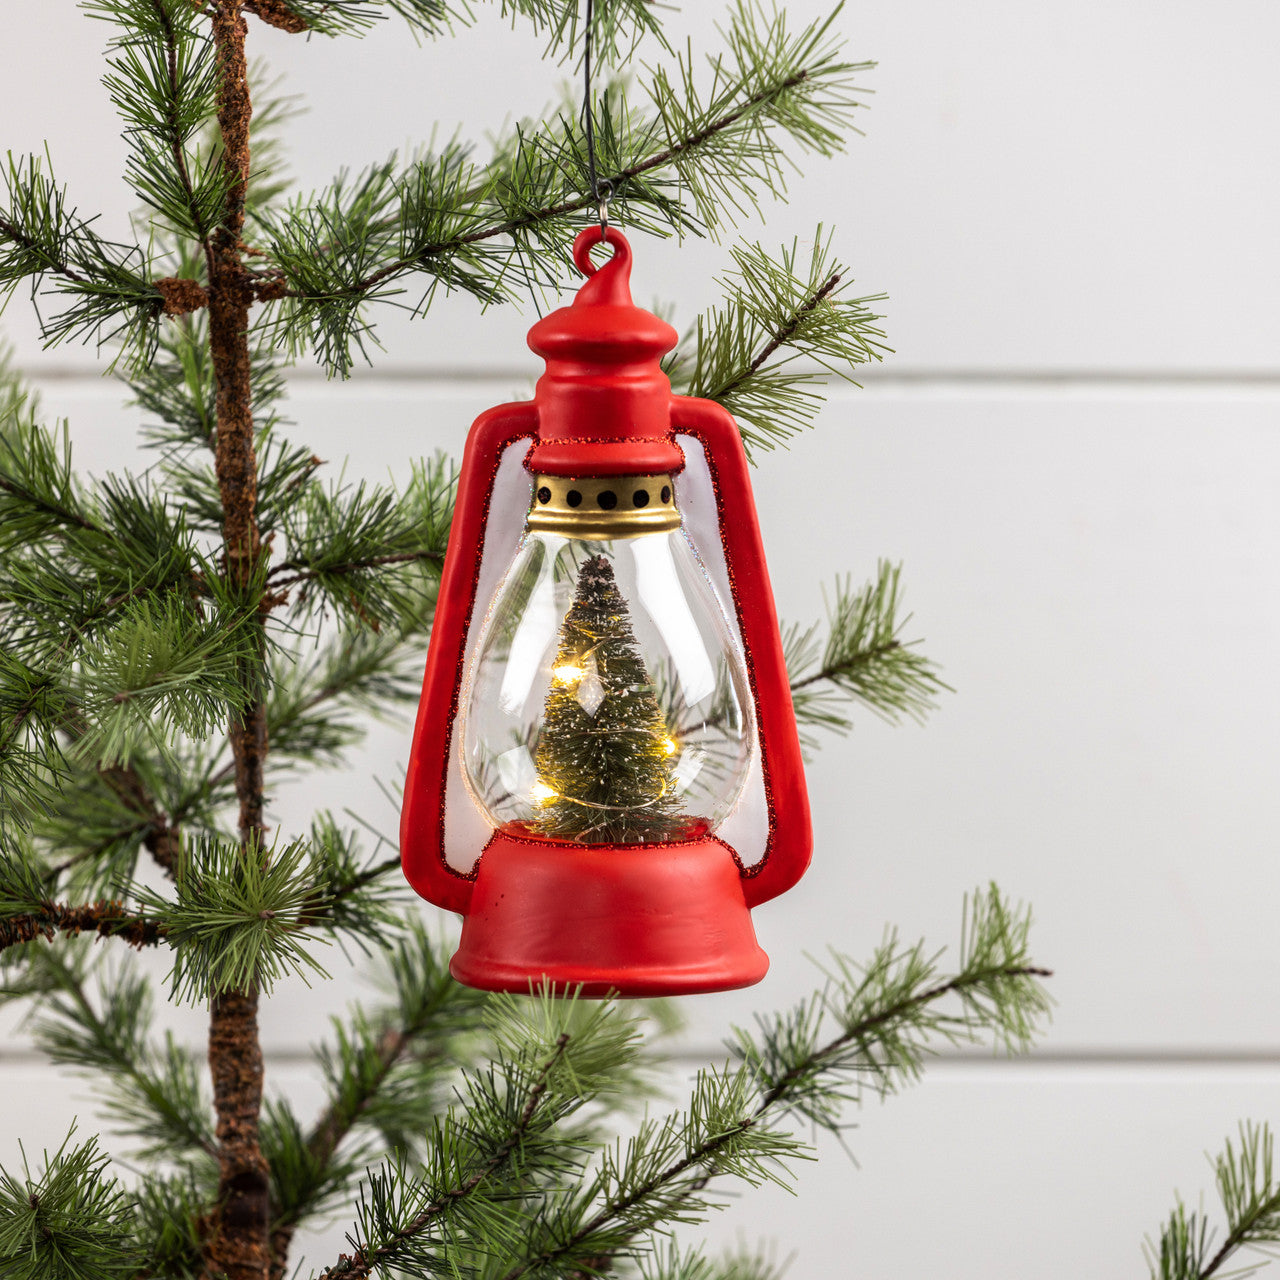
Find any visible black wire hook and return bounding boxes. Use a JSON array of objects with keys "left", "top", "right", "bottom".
[{"left": 583, "top": 0, "right": 610, "bottom": 233}]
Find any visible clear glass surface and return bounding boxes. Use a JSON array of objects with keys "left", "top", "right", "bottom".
[{"left": 459, "top": 527, "right": 754, "bottom": 844}]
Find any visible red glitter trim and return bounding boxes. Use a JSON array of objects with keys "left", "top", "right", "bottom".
[{"left": 482, "top": 824, "right": 739, "bottom": 861}]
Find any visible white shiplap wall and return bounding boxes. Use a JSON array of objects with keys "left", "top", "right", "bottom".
[{"left": 5, "top": 3, "right": 1280, "bottom": 1275}]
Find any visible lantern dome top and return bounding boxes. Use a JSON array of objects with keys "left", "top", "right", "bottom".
[
  {"left": 526, "top": 227, "right": 678, "bottom": 364},
  {"left": 526, "top": 227, "right": 684, "bottom": 477}
]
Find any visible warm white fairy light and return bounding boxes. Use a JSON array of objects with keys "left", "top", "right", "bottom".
[
  {"left": 553, "top": 663, "right": 585, "bottom": 685},
  {"left": 659, "top": 735, "right": 678, "bottom": 756},
  {"left": 530, "top": 780, "right": 558, "bottom": 805}
]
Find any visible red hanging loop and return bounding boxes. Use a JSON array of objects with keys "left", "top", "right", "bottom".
[{"left": 571, "top": 225, "right": 631, "bottom": 293}]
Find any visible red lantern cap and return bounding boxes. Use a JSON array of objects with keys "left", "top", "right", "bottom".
[{"left": 526, "top": 227, "right": 684, "bottom": 476}]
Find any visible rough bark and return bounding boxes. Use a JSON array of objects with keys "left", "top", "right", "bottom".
[
  {"left": 0, "top": 900, "right": 164, "bottom": 953},
  {"left": 203, "top": 4, "right": 271, "bottom": 1278},
  {"left": 204, "top": 989, "right": 270, "bottom": 1280}
]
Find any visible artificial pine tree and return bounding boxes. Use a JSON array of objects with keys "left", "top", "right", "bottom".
[
  {"left": 0, "top": 3, "right": 1052, "bottom": 1278},
  {"left": 532, "top": 555, "right": 683, "bottom": 845}
]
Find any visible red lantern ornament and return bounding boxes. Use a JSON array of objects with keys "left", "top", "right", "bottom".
[{"left": 401, "top": 226, "right": 812, "bottom": 997}]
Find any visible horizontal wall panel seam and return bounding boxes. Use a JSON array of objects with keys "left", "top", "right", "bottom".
[
  {"left": 5, "top": 1048, "right": 1280, "bottom": 1068},
  {"left": 25, "top": 371, "right": 1280, "bottom": 402}
]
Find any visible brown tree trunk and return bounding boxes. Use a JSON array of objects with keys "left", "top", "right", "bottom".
[{"left": 203, "top": 3, "right": 271, "bottom": 1277}]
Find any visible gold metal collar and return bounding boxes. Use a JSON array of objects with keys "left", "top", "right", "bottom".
[{"left": 525, "top": 473, "right": 681, "bottom": 539}]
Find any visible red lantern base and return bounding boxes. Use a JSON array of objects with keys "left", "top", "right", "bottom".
[{"left": 449, "top": 830, "right": 770, "bottom": 997}]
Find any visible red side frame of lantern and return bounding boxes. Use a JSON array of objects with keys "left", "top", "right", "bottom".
[{"left": 401, "top": 228, "right": 812, "bottom": 996}]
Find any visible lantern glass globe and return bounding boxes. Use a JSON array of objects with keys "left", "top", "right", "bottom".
[{"left": 459, "top": 528, "right": 755, "bottom": 844}]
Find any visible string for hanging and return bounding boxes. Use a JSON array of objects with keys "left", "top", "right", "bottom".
[{"left": 583, "top": 0, "right": 611, "bottom": 233}]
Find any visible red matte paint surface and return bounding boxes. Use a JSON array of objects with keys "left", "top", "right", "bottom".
[
  {"left": 526, "top": 228, "right": 684, "bottom": 476},
  {"left": 400, "top": 226, "right": 812, "bottom": 993},
  {"left": 450, "top": 830, "right": 769, "bottom": 997}
]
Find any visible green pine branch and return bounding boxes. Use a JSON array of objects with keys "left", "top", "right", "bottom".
[
  {"left": 80, "top": 758, "right": 181, "bottom": 878},
  {"left": 235, "top": 0, "right": 504, "bottom": 41},
  {"left": 135, "top": 828, "right": 401, "bottom": 1003},
  {"left": 71, "top": 593, "right": 262, "bottom": 769},
  {"left": 315, "top": 890, "right": 1048, "bottom": 1280},
  {"left": 129, "top": 310, "right": 288, "bottom": 463},
  {"left": 0, "top": 406, "right": 109, "bottom": 550},
  {"left": 639, "top": 1244, "right": 786, "bottom": 1280},
  {"left": 495, "top": 890, "right": 1048, "bottom": 1278},
  {"left": 268, "top": 926, "right": 487, "bottom": 1266},
  {"left": 162, "top": 614, "right": 433, "bottom": 826},
  {"left": 0, "top": 1132, "right": 143, "bottom": 1279},
  {"left": 667, "top": 227, "right": 889, "bottom": 455},
  {"left": 255, "top": 3, "right": 872, "bottom": 373},
  {"left": 1147, "top": 1124, "right": 1280, "bottom": 1280},
  {"left": 0, "top": 153, "right": 161, "bottom": 362},
  {"left": 786, "top": 562, "right": 951, "bottom": 742},
  {"left": 0, "top": 402, "right": 209, "bottom": 658},
  {"left": 264, "top": 623, "right": 429, "bottom": 771},
  {"left": 270, "top": 455, "right": 455, "bottom": 628},
  {"left": 238, "top": 1, "right": 663, "bottom": 62},
  {"left": 316, "top": 995, "right": 646, "bottom": 1277},
  {"left": 28, "top": 952, "right": 217, "bottom": 1162},
  {"left": 0, "top": 652, "right": 71, "bottom": 830},
  {"left": 87, "top": 0, "right": 229, "bottom": 246},
  {"left": 13, "top": 693, "right": 183, "bottom": 892}
]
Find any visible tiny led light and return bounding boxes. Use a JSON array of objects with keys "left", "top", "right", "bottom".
[
  {"left": 530, "top": 780, "right": 558, "bottom": 805},
  {"left": 660, "top": 735, "right": 678, "bottom": 756},
  {"left": 553, "top": 664, "right": 585, "bottom": 685}
]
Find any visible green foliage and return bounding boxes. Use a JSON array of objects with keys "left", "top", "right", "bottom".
[
  {"left": 73, "top": 593, "right": 260, "bottom": 767},
  {"left": 0, "top": 389, "right": 245, "bottom": 817},
  {"left": 88, "top": 0, "right": 229, "bottom": 243},
  {"left": 0, "top": 394, "right": 205, "bottom": 652},
  {"left": 264, "top": 923, "right": 487, "bottom": 1240},
  {"left": 0, "top": 4, "right": 1052, "bottom": 1278},
  {"left": 265, "top": 619, "right": 429, "bottom": 771},
  {"left": 320, "top": 996, "right": 649, "bottom": 1277},
  {"left": 0, "top": 153, "right": 161, "bottom": 363},
  {"left": 287, "top": 0, "right": 659, "bottom": 57},
  {"left": 0, "top": 1132, "right": 142, "bottom": 1280},
  {"left": 785, "top": 561, "right": 951, "bottom": 744},
  {"left": 1147, "top": 1123, "right": 1280, "bottom": 1280},
  {"left": 29, "top": 952, "right": 215, "bottom": 1162},
  {"left": 735, "top": 886, "right": 1050, "bottom": 1135},
  {"left": 145, "top": 828, "right": 400, "bottom": 1001},
  {"left": 132, "top": 1173, "right": 206, "bottom": 1280},
  {"left": 275, "top": 453, "right": 455, "bottom": 629},
  {"left": 639, "top": 1244, "right": 786, "bottom": 1280},
  {"left": 130, "top": 313, "right": 287, "bottom": 455},
  {"left": 532, "top": 555, "right": 684, "bottom": 843},
  {"left": 0, "top": 651, "right": 69, "bottom": 830},
  {"left": 255, "top": 2, "right": 871, "bottom": 374},
  {"left": 158, "top": 834, "right": 329, "bottom": 1000},
  {"left": 666, "top": 227, "right": 889, "bottom": 455},
  {"left": 325, "top": 888, "right": 1047, "bottom": 1280},
  {"left": 642, "top": 3, "right": 866, "bottom": 227},
  {"left": 0, "top": 845, "right": 53, "bottom": 920},
  {"left": 270, "top": 0, "right": 664, "bottom": 51}
]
